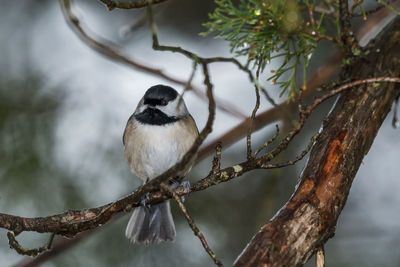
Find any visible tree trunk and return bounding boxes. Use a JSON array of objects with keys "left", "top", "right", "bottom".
[{"left": 234, "top": 20, "right": 400, "bottom": 267}]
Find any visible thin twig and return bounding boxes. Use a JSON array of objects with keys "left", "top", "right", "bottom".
[
  {"left": 254, "top": 124, "right": 280, "bottom": 157},
  {"left": 99, "top": 0, "right": 167, "bottom": 10},
  {"left": 392, "top": 95, "right": 399, "bottom": 128},
  {"left": 7, "top": 232, "right": 54, "bottom": 257},
  {"left": 46, "top": 233, "right": 55, "bottom": 250},
  {"left": 60, "top": 0, "right": 245, "bottom": 119},
  {"left": 259, "top": 77, "right": 400, "bottom": 163},
  {"left": 259, "top": 133, "right": 319, "bottom": 169},
  {"left": 376, "top": 0, "right": 400, "bottom": 15},
  {"left": 259, "top": 87, "right": 278, "bottom": 108},
  {"left": 197, "top": 53, "right": 344, "bottom": 163},
  {"left": 209, "top": 142, "right": 222, "bottom": 176},
  {"left": 246, "top": 57, "right": 263, "bottom": 159},
  {"left": 119, "top": 4, "right": 165, "bottom": 39},
  {"left": 302, "top": 28, "right": 339, "bottom": 43},
  {"left": 192, "top": 77, "right": 400, "bottom": 191},
  {"left": 146, "top": 4, "right": 278, "bottom": 110},
  {"left": 161, "top": 184, "right": 224, "bottom": 267},
  {"left": 185, "top": 61, "right": 198, "bottom": 91},
  {"left": 199, "top": 2, "right": 399, "bottom": 162},
  {"left": 339, "top": 0, "right": 358, "bottom": 50},
  {"left": 178, "top": 61, "right": 198, "bottom": 107},
  {"left": 308, "top": 2, "right": 316, "bottom": 27},
  {"left": 349, "top": 0, "right": 360, "bottom": 14},
  {"left": 314, "top": 5, "right": 335, "bottom": 17},
  {"left": 15, "top": 232, "right": 92, "bottom": 267}
]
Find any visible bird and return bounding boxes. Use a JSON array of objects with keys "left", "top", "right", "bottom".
[{"left": 123, "top": 84, "right": 199, "bottom": 245}]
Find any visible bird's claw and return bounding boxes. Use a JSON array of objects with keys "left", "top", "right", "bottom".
[
  {"left": 140, "top": 192, "right": 151, "bottom": 209},
  {"left": 180, "top": 181, "right": 191, "bottom": 191},
  {"left": 170, "top": 181, "right": 191, "bottom": 203}
]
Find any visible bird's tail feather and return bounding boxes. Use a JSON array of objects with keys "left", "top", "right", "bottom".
[{"left": 125, "top": 200, "right": 175, "bottom": 245}]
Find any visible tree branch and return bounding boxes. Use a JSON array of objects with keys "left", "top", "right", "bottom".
[
  {"left": 15, "top": 232, "right": 92, "bottom": 267},
  {"left": 11, "top": 1, "right": 400, "bottom": 265},
  {"left": 234, "top": 19, "right": 400, "bottom": 267},
  {"left": 60, "top": 0, "right": 246, "bottom": 119},
  {"left": 161, "top": 184, "right": 224, "bottom": 267},
  {"left": 197, "top": 0, "right": 398, "bottom": 162},
  {"left": 99, "top": 0, "right": 167, "bottom": 10},
  {"left": 339, "top": 0, "right": 358, "bottom": 50},
  {"left": 197, "top": 52, "right": 343, "bottom": 162},
  {"left": 4, "top": 75, "right": 398, "bottom": 247}
]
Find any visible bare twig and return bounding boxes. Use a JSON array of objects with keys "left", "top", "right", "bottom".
[
  {"left": 178, "top": 61, "right": 198, "bottom": 108},
  {"left": 15, "top": 232, "right": 91, "bottom": 267},
  {"left": 339, "top": 0, "right": 358, "bottom": 50},
  {"left": 99, "top": 0, "right": 167, "bottom": 10},
  {"left": 349, "top": 0, "right": 360, "bottom": 14},
  {"left": 185, "top": 61, "right": 198, "bottom": 91},
  {"left": 147, "top": 4, "right": 278, "bottom": 110},
  {"left": 197, "top": 50, "right": 344, "bottom": 163},
  {"left": 192, "top": 77, "right": 400, "bottom": 191},
  {"left": 314, "top": 5, "right": 335, "bottom": 17},
  {"left": 261, "top": 77, "right": 400, "bottom": 162},
  {"left": 61, "top": 0, "right": 173, "bottom": 82},
  {"left": 376, "top": 0, "right": 400, "bottom": 15},
  {"left": 308, "top": 3, "right": 316, "bottom": 27},
  {"left": 7, "top": 232, "right": 54, "bottom": 257},
  {"left": 60, "top": 0, "right": 245, "bottom": 119},
  {"left": 198, "top": 3, "right": 398, "bottom": 162},
  {"left": 209, "top": 142, "right": 222, "bottom": 176},
  {"left": 259, "top": 86, "right": 278, "bottom": 108},
  {"left": 161, "top": 184, "right": 224, "bottom": 267},
  {"left": 119, "top": 4, "right": 165, "bottom": 39},
  {"left": 246, "top": 58, "right": 263, "bottom": 159},
  {"left": 393, "top": 95, "right": 399, "bottom": 128},
  {"left": 302, "top": 28, "right": 340, "bottom": 43},
  {"left": 254, "top": 124, "right": 280, "bottom": 157},
  {"left": 259, "top": 133, "right": 319, "bottom": 169}
]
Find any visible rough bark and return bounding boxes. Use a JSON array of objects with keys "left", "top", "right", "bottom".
[{"left": 234, "top": 20, "right": 400, "bottom": 267}]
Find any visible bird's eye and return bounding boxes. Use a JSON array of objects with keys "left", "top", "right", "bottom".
[{"left": 161, "top": 99, "right": 167, "bottom": 106}]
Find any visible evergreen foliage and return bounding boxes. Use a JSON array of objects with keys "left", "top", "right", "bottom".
[{"left": 202, "top": 0, "right": 333, "bottom": 98}]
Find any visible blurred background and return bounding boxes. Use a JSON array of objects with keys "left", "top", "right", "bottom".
[{"left": 0, "top": 0, "right": 399, "bottom": 266}]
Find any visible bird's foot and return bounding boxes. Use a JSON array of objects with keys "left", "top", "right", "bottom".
[
  {"left": 170, "top": 180, "right": 191, "bottom": 203},
  {"left": 179, "top": 181, "right": 191, "bottom": 203},
  {"left": 140, "top": 192, "right": 151, "bottom": 209},
  {"left": 180, "top": 181, "right": 191, "bottom": 191}
]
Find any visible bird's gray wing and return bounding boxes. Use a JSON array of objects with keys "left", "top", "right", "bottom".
[{"left": 122, "top": 114, "right": 135, "bottom": 146}]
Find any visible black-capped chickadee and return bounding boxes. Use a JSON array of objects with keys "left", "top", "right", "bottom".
[{"left": 123, "top": 84, "right": 199, "bottom": 244}]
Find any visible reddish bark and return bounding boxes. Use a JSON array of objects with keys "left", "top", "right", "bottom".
[{"left": 234, "top": 20, "right": 400, "bottom": 267}]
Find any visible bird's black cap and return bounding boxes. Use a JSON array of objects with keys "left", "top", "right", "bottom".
[{"left": 143, "top": 85, "right": 178, "bottom": 106}]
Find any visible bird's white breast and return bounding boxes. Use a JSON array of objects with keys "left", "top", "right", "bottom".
[{"left": 124, "top": 118, "right": 197, "bottom": 181}]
